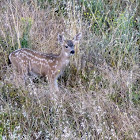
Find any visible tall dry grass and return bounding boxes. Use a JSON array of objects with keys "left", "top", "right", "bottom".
[{"left": 0, "top": 0, "right": 139, "bottom": 139}]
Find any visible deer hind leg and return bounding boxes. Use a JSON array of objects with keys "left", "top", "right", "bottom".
[
  {"left": 10, "top": 62, "right": 22, "bottom": 85},
  {"left": 21, "top": 64, "right": 30, "bottom": 85},
  {"left": 13, "top": 63, "right": 28, "bottom": 86}
]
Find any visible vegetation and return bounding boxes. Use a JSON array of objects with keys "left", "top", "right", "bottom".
[{"left": 0, "top": 0, "right": 139, "bottom": 139}]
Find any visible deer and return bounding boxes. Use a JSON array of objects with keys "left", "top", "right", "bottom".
[{"left": 9, "top": 33, "right": 82, "bottom": 91}]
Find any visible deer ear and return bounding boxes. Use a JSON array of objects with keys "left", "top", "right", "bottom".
[
  {"left": 73, "top": 33, "right": 82, "bottom": 42},
  {"left": 58, "top": 34, "right": 64, "bottom": 44}
]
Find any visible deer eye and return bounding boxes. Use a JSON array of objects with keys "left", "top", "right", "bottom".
[{"left": 65, "top": 45, "right": 68, "bottom": 48}]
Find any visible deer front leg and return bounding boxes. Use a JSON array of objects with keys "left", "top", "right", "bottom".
[
  {"left": 48, "top": 77, "right": 59, "bottom": 92},
  {"left": 54, "top": 78, "right": 59, "bottom": 92}
]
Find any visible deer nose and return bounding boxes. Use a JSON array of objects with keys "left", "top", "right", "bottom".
[{"left": 70, "top": 50, "right": 75, "bottom": 54}]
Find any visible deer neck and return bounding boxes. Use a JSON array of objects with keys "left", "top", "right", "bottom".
[{"left": 59, "top": 49, "right": 70, "bottom": 67}]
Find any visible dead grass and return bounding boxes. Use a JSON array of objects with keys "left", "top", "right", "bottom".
[{"left": 0, "top": 0, "right": 140, "bottom": 139}]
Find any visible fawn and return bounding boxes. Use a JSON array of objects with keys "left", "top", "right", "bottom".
[{"left": 9, "top": 33, "right": 82, "bottom": 91}]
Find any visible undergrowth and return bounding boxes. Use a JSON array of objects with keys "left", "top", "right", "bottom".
[{"left": 0, "top": 0, "right": 139, "bottom": 139}]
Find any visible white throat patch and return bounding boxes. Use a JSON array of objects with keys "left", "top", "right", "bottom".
[{"left": 65, "top": 52, "right": 69, "bottom": 57}]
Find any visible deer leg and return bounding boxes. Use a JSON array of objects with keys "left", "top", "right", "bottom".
[
  {"left": 54, "top": 78, "right": 59, "bottom": 92},
  {"left": 14, "top": 63, "right": 28, "bottom": 86},
  {"left": 48, "top": 77, "right": 59, "bottom": 92}
]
